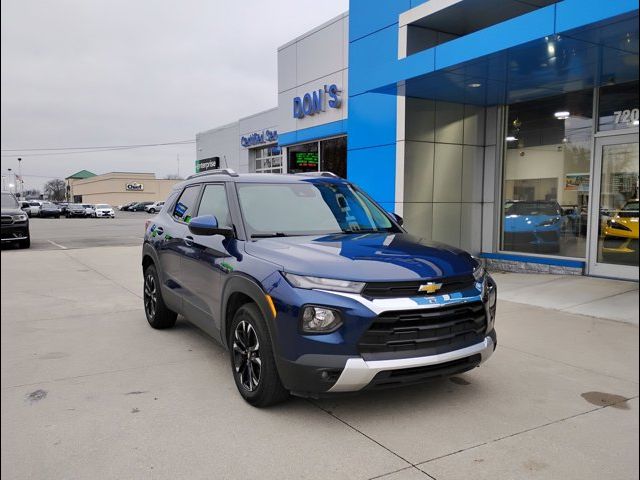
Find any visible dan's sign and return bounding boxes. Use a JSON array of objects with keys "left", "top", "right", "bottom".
[{"left": 293, "top": 84, "right": 341, "bottom": 119}]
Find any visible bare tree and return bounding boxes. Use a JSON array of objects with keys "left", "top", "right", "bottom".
[{"left": 44, "top": 179, "right": 66, "bottom": 201}]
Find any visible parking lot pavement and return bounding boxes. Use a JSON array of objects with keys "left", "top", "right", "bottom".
[
  {"left": 1, "top": 211, "right": 152, "bottom": 251},
  {"left": 1, "top": 245, "right": 638, "bottom": 480}
]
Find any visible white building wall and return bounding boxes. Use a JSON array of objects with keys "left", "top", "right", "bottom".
[
  {"left": 196, "top": 123, "right": 241, "bottom": 171},
  {"left": 277, "top": 12, "right": 349, "bottom": 138}
]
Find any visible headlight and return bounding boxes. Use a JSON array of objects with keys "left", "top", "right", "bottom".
[
  {"left": 283, "top": 272, "right": 364, "bottom": 293},
  {"left": 472, "top": 263, "right": 485, "bottom": 282},
  {"left": 537, "top": 217, "right": 560, "bottom": 227},
  {"left": 12, "top": 214, "right": 28, "bottom": 222},
  {"left": 608, "top": 220, "right": 631, "bottom": 232},
  {"left": 301, "top": 306, "right": 342, "bottom": 333}
]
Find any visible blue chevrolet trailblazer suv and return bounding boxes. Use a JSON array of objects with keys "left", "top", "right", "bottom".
[{"left": 142, "top": 169, "right": 497, "bottom": 407}]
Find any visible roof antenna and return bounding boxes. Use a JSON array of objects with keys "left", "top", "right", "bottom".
[{"left": 222, "top": 155, "right": 229, "bottom": 168}]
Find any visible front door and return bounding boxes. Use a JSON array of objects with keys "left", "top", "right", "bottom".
[{"left": 587, "top": 133, "right": 639, "bottom": 280}]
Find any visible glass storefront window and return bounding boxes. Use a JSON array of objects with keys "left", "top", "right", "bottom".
[
  {"left": 598, "top": 81, "right": 640, "bottom": 132},
  {"left": 287, "top": 137, "right": 347, "bottom": 177},
  {"left": 252, "top": 145, "right": 283, "bottom": 174},
  {"left": 321, "top": 137, "right": 347, "bottom": 178},
  {"left": 502, "top": 89, "right": 594, "bottom": 257},
  {"left": 288, "top": 142, "right": 319, "bottom": 173}
]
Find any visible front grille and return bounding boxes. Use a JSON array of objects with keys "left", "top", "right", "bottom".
[
  {"left": 1, "top": 215, "right": 13, "bottom": 225},
  {"left": 361, "top": 274, "right": 476, "bottom": 299},
  {"left": 358, "top": 302, "right": 487, "bottom": 360},
  {"left": 366, "top": 354, "right": 482, "bottom": 389}
]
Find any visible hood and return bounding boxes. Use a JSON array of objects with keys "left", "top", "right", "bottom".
[
  {"left": 504, "top": 214, "right": 559, "bottom": 232},
  {"left": 244, "top": 233, "right": 475, "bottom": 282},
  {"left": 1, "top": 207, "right": 25, "bottom": 216},
  {"left": 611, "top": 215, "right": 639, "bottom": 236}
]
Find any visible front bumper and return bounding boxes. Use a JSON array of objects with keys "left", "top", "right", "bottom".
[
  {"left": 267, "top": 272, "right": 498, "bottom": 396},
  {"left": 329, "top": 331, "right": 495, "bottom": 392},
  {"left": 1, "top": 223, "right": 29, "bottom": 241}
]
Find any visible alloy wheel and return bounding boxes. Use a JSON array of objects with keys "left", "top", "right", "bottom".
[
  {"left": 232, "top": 320, "right": 261, "bottom": 391},
  {"left": 143, "top": 273, "right": 157, "bottom": 319}
]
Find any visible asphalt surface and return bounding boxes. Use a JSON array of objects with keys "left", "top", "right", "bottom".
[
  {"left": 2, "top": 211, "right": 151, "bottom": 251},
  {"left": 1, "top": 223, "right": 638, "bottom": 479}
]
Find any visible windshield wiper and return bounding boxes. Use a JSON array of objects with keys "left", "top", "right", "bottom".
[{"left": 251, "top": 232, "right": 291, "bottom": 238}]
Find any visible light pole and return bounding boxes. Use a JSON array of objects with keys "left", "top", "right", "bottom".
[{"left": 17, "top": 157, "right": 23, "bottom": 197}]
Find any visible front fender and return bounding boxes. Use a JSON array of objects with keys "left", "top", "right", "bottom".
[{"left": 220, "top": 273, "right": 276, "bottom": 350}]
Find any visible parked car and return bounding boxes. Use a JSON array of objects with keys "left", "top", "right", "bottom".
[
  {"left": 145, "top": 201, "right": 164, "bottom": 214},
  {"left": 142, "top": 171, "right": 497, "bottom": 407},
  {"left": 39, "top": 202, "right": 61, "bottom": 218},
  {"left": 19, "top": 201, "right": 32, "bottom": 216},
  {"left": 131, "top": 201, "right": 154, "bottom": 212},
  {"left": 94, "top": 204, "right": 115, "bottom": 218},
  {"left": 119, "top": 202, "right": 137, "bottom": 211},
  {"left": 26, "top": 200, "right": 42, "bottom": 217},
  {"left": 601, "top": 199, "right": 639, "bottom": 264},
  {"left": 82, "top": 204, "right": 96, "bottom": 217},
  {"left": 503, "top": 200, "right": 564, "bottom": 253},
  {"left": 56, "top": 202, "right": 69, "bottom": 214},
  {"left": 66, "top": 204, "right": 88, "bottom": 218},
  {"left": 1, "top": 191, "right": 30, "bottom": 248}
]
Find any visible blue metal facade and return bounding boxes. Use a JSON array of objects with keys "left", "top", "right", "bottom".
[{"left": 345, "top": 0, "right": 639, "bottom": 212}]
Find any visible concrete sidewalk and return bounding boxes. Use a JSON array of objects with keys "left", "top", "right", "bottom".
[
  {"left": 490, "top": 270, "right": 639, "bottom": 325},
  {"left": 1, "top": 245, "right": 638, "bottom": 480}
]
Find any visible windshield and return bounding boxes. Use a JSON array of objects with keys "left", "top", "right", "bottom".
[
  {"left": 1, "top": 193, "right": 18, "bottom": 208},
  {"left": 236, "top": 181, "right": 397, "bottom": 237},
  {"left": 95, "top": 204, "right": 110, "bottom": 209},
  {"left": 622, "top": 201, "right": 639, "bottom": 212},
  {"left": 506, "top": 202, "right": 560, "bottom": 216}
]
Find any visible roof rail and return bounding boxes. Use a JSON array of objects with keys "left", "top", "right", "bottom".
[
  {"left": 187, "top": 168, "right": 239, "bottom": 180},
  {"left": 294, "top": 171, "right": 341, "bottom": 178}
]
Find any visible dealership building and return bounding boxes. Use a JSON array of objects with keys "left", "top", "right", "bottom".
[
  {"left": 196, "top": 0, "right": 639, "bottom": 281},
  {"left": 65, "top": 171, "right": 179, "bottom": 207}
]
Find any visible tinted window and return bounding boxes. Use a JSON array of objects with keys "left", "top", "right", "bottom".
[
  {"left": 506, "top": 202, "right": 560, "bottom": 216},
  {"left": 196, "top": 184, "right": 232, "bottom": 228},
  {"left": 172, "top": 185, "right": 200, "bottom": 223}
]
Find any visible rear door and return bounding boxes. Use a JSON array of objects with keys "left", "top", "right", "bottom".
[{"left": 178, "top": 182, "right": 235, "bottom": 340}]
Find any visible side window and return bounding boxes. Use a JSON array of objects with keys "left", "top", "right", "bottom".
[
  {"left": 196, "top": 184, "right": 232, "bottom": 228},
  {"left": 172, "top": 185, "right": 200, "bottom": 223}
]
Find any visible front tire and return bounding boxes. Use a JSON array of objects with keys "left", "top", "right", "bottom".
[
  {"left": 19, "top": 237, "right": 30, "bottom": 249},
  {"left": 229, "top": 303, "right": 289, "bottom": 407},
  {"left": 143, "top": 264, "right": 177, "bottom": 329}
]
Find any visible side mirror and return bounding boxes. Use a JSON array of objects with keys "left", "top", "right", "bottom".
[
  {"left": 188, "top": 215, "right": 233, "bottom": 238},
  {"left": 392, "top": 213, "right": 404, "bottom": 226}
]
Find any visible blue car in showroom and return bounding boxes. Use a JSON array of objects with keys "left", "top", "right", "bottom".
[
  {"left": 503, "top": 200, "right": 564, "bottom": 253},
  {"left": 142, "top": 170, "right": 497, "bottom": 406}
]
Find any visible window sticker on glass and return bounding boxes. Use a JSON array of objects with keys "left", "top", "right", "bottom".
[{"left": 175, "top": 202, "right": 187, "bottom": 218}]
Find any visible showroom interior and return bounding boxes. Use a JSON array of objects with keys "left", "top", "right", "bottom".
[{"left": 195, "top": 0, "right": 638, "bottom": 280}]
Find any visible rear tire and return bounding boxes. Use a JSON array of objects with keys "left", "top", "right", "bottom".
[
  {"left": 228, "top": 303, "right": 289, "bottom": 407},
  {"left": 143, "top": 264, "right": 177, "bottom": 329}
]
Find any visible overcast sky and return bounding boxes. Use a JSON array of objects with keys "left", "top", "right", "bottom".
[{"left": 1, "top": 0, "right": 348, "bottom": 190}]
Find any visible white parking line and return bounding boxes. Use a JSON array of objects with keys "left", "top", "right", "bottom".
[{"left": 47, "top": 240, "right": 68, "bottom": 250}]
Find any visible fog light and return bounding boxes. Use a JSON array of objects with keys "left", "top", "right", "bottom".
[{"left": 301, "top": 306, "right": 342, "bottom": 333}]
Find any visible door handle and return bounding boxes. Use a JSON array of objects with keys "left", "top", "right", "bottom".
[{"left": 184, "top": 235, "right": 194, "bottom": 247}]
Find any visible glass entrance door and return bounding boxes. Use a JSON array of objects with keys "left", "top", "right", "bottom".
[{"left": 587, "top": 133, "right": 639, "bottom": 279}]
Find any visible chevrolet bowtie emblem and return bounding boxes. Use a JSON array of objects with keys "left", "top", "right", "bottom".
[{"left": 418, "top": 282, "right": 443, "bottom": 294}]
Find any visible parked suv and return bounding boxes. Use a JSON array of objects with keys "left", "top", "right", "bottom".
[
  {"left": 1, "top": 191, "right": 30, "bottom": 248},
  {"left": 145, "top": 201, "right": 164, "bottom": 213},
  {"left": 142, "top": 170, "right": 497, "bottom": 407}
]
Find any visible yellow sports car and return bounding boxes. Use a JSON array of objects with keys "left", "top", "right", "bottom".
[{"left": 602, "top": 200, "right": 639, "bottom": 265}]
